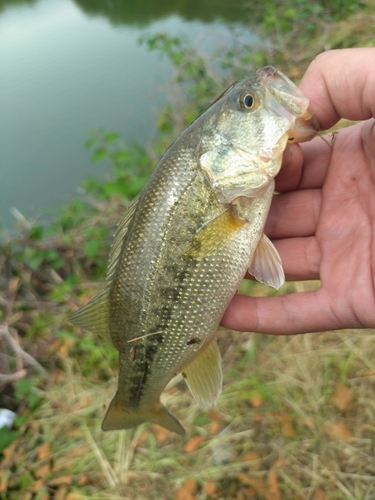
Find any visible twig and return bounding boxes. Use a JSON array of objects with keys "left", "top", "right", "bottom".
[
  {"left": 121, "top": 426, "right": 145, "bottom": 485},
  {"left": 0, "top": 323, "right": 47, "bottom": 376},
  {"left": 83, "top": 425, "right": 118, "bottom": 487},
  {"left": 127, "top": 331, "right": 163, "bottom": 343},
  {"left": 0, "top": 369, "right": 27, "bottom": 383},
  {"left": 49, "top": 269, "right": 64, "bottom": 284}
]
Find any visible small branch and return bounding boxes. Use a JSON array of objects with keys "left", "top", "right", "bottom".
[
  {"left": 83, "top": 425, "right": 118, "bottom": 487},
  {"left": 0, "top": 323, "right": 47, "bottom": 376},
  {"left": 0, "top": 369, "right": 27, "bottom": 383}
]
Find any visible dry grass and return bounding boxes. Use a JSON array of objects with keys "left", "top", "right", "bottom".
[{"left": 2, "top": 282, "right": 375, "bottom": 499}]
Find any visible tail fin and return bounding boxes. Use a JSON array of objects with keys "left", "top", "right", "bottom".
[{"left": 102, "top": 393, "right": 185, "bottom": 435}]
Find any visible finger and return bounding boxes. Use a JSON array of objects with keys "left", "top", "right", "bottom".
[
  {"left": 275, "top": 144, "right": 304, "bottom": 192},
  {"left": 299, "top": 48, "right": 375, "bottom": 130},
  {"left": 277, "top": 134, "right": 333, "bottom": 192},
  {"left": 273, "top": 237, "right": 320, "bottom": 281},
  {"left": 221, "top": 290, "right": 340, "bottom": 335},
  {"left": 265, "top": 189, "right": 321, "bottom": 239}
]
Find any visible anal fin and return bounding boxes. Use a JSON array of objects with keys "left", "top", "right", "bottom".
[{"left": 181, "top": 338, "right": 222, "bottom": 409}]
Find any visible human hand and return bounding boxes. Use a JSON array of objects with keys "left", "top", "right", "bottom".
[{"left": 222, "top": 48, "right": 375, "bottom": 334}]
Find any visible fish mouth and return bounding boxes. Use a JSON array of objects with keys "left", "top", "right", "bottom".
[
  {"left": 288, "top": 113, "right": 320, "bottom": 143},
  {"left": 257, "top": 66, "right": 319, "bottom": 143}
]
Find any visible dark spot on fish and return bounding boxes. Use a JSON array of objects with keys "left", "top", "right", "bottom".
[
  {"left": 154, "top": 261, "right": 198, "bottom": 333},
  {"left": 130, "top": 346, "right": 136, "bottom": 361},
  {"left": 176, "top": 267, "right": 191, "bottom": 282},
  {"left": 288, "top": 137, "right": 295, "bottom": 141},
  {"left": 182, "top": 372, "right": 187, "bottom": 379},
  {"left": 129, "top": 341, "right": 160, "bottom": 404},
  {"left": 148, "top": 210, "right": 206, "bottom": 359},
  {"left": 165, "top": 261, "right": 180, "bottom": 277},
  {"left": 103, "top": 404, "right": 106, "bottom": 410},
  {"left": 186, "top": 338, "right": 200, "bottom": 346},
  {"left": 161, "top": 286, "right": 180, "bottom": 303},
  {"left": 156, "top": 303, "right": 174, "bottom": 328}
]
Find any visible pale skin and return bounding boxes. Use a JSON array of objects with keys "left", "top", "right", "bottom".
[{"left": 221, "top": 48, "right": 375, "bottom": 334}]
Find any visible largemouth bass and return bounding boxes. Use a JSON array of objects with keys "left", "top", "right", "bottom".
[{"left": 69, "top": 67, "right": 318, "bottom": 435}]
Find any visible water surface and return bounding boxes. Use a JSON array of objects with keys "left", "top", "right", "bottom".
[{"left": 0, "top": 0, "right": 254, "bottom": 232}]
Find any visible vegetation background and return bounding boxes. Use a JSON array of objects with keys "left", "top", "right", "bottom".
[{"left": 1, "top": 1, "right": 375, "bottom": 498}]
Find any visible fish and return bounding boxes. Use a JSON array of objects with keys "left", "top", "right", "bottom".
[{"left": 69, "top": 66, "right": 318, "bottom": 435}]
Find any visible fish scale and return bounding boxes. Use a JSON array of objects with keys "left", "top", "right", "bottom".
[{"left": 69, "top": 66, "right": 318, "bottom": 434}]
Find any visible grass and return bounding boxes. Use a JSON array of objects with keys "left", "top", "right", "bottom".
[
  {"left": 1, "top": 3, "right": 375, "bottom": 499},
  {"left": 2, "top": 315, "right": 375, "bottom": 499}
]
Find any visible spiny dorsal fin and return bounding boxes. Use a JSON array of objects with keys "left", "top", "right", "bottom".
[
  {"left": 249, "top": 234, "right": 285, "bottom": 289},
  {"left": 182, "top": 338, "right": 222, "bottom": 409},
  {"left": 183, "top": 208, "right": 246, "bottom": 259},
  {"left": 106, "top": 193, "right": 141, "bottom": 282},
  {"left": 69, "top": 195, "right": 141, "bottom": 339},
  {"left": 68, "top": 290, "right": 110, "bottom": 340}
]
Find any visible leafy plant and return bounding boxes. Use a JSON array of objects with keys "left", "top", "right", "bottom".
[{"left": 84, "top": 129, "right": 155, "bottom": 201}]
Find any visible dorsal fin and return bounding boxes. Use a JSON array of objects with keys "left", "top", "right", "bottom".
[
  {"left": 106, "top": 193, "right": 141, "bottom": 282},
  {"left": 69, "top": 195, "right": 141, "bottom": 340}
]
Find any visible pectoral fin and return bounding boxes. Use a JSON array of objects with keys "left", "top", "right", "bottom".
[
  {"left": 183, "top": 208, "right": 246, "bottom": 259},
  {"left": 249, "top": 234, "right": 285, "bottom": 289},
  {"left": 181, "top": 338, "right": 222, "bottom": 409}
]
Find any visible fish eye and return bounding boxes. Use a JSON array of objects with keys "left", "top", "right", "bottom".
[
  {"left": 238, "top": 91, "right": 256, "bottom": 111},
  {"left": 244, "top": 94, "right": 254, "bottom": 108}
]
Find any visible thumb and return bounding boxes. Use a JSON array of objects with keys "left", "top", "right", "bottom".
[{"left": 299, "top": 48, "right": 375, "bottom": 130}]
